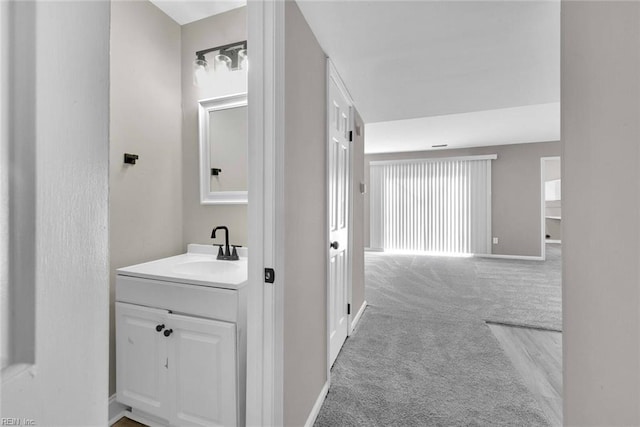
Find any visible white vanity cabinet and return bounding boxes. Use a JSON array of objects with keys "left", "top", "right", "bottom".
[
  {"left": 116, "top": 303, "right": 170, "bottom": 421},
  {"left": 115, "top": 247, "right": 247, "bottom": 427}
]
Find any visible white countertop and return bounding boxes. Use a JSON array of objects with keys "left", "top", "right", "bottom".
[{"left": 117, "top": 244, "right": 248, "bottom": 290}]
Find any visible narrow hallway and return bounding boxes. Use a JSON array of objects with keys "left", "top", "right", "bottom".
[{"left": 315, "top": 246, "right": 561, "bottom": 426}]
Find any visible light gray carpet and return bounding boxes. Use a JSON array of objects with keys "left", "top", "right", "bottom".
[{"left": 314, "top": 245, "right": 561, "bottom": 427}]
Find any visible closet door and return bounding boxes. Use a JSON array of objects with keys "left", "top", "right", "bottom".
[
  {"left": 167, "top": 313, "right": 237, "bottom": 427},
  {"left": 328, "top": 74, "right": 351, "bottom": 367},
  {"left": 116, "top": 302, "right": 169, "bottom": 420}
]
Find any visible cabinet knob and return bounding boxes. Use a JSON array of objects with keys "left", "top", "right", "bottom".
[
  {"left": 155, "top": 324, "right": 165, "bottom": 332},
  {"left": 163, "top": 329, "right": 173, "bottom": 337},
  {"left": 330, "top": 241, "right": 339, "bottom": 250}
]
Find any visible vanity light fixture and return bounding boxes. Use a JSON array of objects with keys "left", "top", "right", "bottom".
[{"left": 193, "top": 40, "right": 247, "bottom": 86}]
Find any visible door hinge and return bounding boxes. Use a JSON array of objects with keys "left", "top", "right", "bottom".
[
  {"left": 349, "top": 130, "right": 353, "bottom": 142},
  {"left": 265, "top": 268, "right": 275, "bottom": 283},
  {"left": 347, "top": 303, "right": 351, "bottom": 315}
]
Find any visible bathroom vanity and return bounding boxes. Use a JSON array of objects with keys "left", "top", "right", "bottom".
[{"left": 115, "top": 244, "right": 247, "bottom": 427}]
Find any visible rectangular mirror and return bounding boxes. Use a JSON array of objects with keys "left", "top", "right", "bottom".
[{"left": 198, "top": 93, "right": 248, "bottom": 204}]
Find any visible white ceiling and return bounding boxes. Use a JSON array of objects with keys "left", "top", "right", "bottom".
[
  {"left": 297, "top": 0, "right": 560, "bottom": 123},
  {"left": 365, "top": 102, "right": 560, "bottom": 154},
  {"left": 149, "top": 0, "right": 246, "bottom": 25},
  {"left": 296, "top": 0, "right": 560, "bottom": 152},
  {"left": 148, "top": 0, "right": 561, "bottom": 153}
]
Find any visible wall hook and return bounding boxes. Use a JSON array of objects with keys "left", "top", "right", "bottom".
[
  {"left": 124, "top": 153, "right": 139, "bottom": 165},
  {"left": 211, "top": 168, "right": 222, "bottom": 176}
]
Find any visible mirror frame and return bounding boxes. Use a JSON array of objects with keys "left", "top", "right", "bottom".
[{"left": 198, "top": 93, "right": 248, "bottom": 205}]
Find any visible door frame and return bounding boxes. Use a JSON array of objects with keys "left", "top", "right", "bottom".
[
  {"left": 247, "top": 9, "right": 359, "bottom": 424},
  {"left": 246, "top": 1, "right": 285, "bottom": 425},
  {"left": 540, "top": 156, "right": 561, "bottom": 261},
  {"left": 326, "top": 59, "right": 355, "bottom": 381}
]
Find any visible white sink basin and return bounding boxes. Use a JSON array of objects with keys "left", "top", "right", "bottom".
[{"left": 116, "top": 244, "right": 248, "bottom": 289}]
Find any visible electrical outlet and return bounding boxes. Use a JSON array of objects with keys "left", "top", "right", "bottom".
[{"left": 492, "top": 237, "right": 499, "bottom": 245}]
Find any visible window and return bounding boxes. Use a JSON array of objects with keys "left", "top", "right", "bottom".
[{"left": 370, "top": 155, "right": 495, "bottom": 255}]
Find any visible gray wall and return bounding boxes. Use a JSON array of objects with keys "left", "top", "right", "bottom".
[
  {"left": 352, "top": 111, "right": 366, "bottom": 314},
  {"left": 181, "top": 8, "right": 248, "bottom": 247},
  {"left": 4, "top": 0, "right": 36, "bottom": 369},
  {"left": 282, "top": 6, "right": 365, "bottom": 423},
  {"left": 109, "top": 0, "right": 183, "bottom": 394},
  {"left": 283, "top": 2, "right": 328, "bottom": 425},
  {"left": 364, "top": 141, "right": 560, "bottom": 257},
  {"left": 545, "top": 158, "right": 561, "bottom": 181},
  {"left": 0, "top": 0, "right": 8, "bottom": 369},
  {"left": 562, "top": 2, "right": 640, "bottom": 424}
]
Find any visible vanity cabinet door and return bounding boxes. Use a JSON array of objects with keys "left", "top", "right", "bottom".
[
  {"left": 167, "top": 313, "right": 237, "bottom": 427},
  {"left": 116, "top": 302, "right": 169, "bottom": 421}
]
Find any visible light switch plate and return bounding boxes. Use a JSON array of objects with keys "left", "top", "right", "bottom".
[{"left": 360, "top": 182, "right": 367, "bottom": 194}]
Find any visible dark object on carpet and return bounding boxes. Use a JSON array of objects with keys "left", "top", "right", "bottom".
[{"left": 314, "top": 245, "right": 561, "bottom": 427}]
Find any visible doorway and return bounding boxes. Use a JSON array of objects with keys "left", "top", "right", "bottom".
[{"left": 541, "top": 157, "right": 562, "bottom": 259}]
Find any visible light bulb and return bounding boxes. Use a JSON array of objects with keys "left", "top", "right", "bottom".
[
  {"left": 214, "top": 54, "right": 232, "bottom": 74},
  {"left": 193, "top": 55, "right": 208, "bottom": 86},
  {"left": 238, "top": 49, "right": 248, "bottom": 71}
]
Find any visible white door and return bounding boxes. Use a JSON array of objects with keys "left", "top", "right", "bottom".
[
  {"left": 328, "top": 71, "right": 351, "bottom": 367},
  {"left": 168, "top": 313, "right": 237, "bottom": 427},
  {"left": 116, "top": 302, "right": 169, "bottom": 420}
]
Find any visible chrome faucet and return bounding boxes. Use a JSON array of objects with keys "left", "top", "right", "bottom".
[{"left": 211, "top": 226, "right": 240, "bottom": 261}]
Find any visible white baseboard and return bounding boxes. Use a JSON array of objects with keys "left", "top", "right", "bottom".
[
  {"left": 111, "top": 374, "right": 332, "bottom": 427},
  {"left": 350, "top": 300, "right": 367, "bottom": 332},
  {"left": 304, "top": 381, "right": 329, "bottom": 427},
  {"left": 108, "top": 395, "right": 129, "bottom": 425},
  {"left": 475, "top": 253, "right": 544, "bottom": 261},
  {"left": 364, "top": 247, "right": 384, "bottom": 252},
  {"left": 546, "top": 239, "right": 561, "bottom": 244}
]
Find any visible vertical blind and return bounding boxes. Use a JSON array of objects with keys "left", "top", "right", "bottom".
[{"left": 370, "top": 156, "right": 495, "bottom": 254}]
